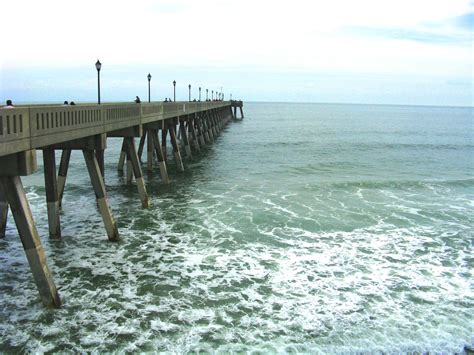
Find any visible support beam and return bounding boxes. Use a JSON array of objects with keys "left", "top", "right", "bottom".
[
  {"left": 146, "top": 131, "right": 154, "bottom": 172},
  {"left": 96, "top": 149, "right": 105, "bottom": 178},
  {"left": 207, "top": 113, "right": 215, "bottom": 138},
  {"left": 0, "top": 176, "right": 61, "bottom": 308},
  {"left": 57, "top": 149, "right": 71, "bottom": 208},
  {"left": 125, "top": 137, "right": 151, "bottom": 208},
  {"left": 118, "top": 139, "right": 127, "bottom": 171},
  {"left": 196, "top": 114, "right": 206, "bottom": 146},
  {"left": 179, "top": 121, "right": 192, "bottom": 158},
  {"left": 161, "top": 127, "right": 168, "bottom": 162},
  {"left": 0, "top": 183, "right": 8, "bottom": 238},
  {"left": 189, "top": 117, "right": 200, "bottom": 153},
  {"left": 137, "top": 132, "right": 146, "bottom": 163},
  {"left": 126, "top": 156, "right": 133, "bottom": 185},
  {"left": 82, "top": 150, "right": 119, "bottom": 242},
  {"left": 211, "top": 111, "right": 218, "bottom": 133},
  {"left": 43, "top": 148, "right": 61, "bottom": 239},
  {"left": 150, "top": 130, "right": 170, "bottom": 184},
  {"left": 202, "top": 114, "right": 211, "bottom": 143},
  {"left": 168, "top": 125, "right": 184, "bottom": 172}
]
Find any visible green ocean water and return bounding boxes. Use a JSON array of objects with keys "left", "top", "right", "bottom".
[{"left": 0, "top": 102, "right": 473, "bottom": 352}]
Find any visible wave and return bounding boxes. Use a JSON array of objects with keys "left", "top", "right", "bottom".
[{"left": 326, "top": 178, "right": 474, "bottom": 190}]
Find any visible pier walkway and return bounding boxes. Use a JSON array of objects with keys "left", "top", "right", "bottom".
[{"left": 0, "top": 100, "right": 244, "bottom": 307}]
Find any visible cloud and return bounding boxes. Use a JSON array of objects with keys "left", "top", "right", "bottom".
[
  {"left": 0, "top": 0, "right": 472, "bottom": 106},
  {"left": 344, "top": 26, "right": 471, "bottom": 44},
  {"left": 452, "top": 11, "right": 474, "bottom": 29}
]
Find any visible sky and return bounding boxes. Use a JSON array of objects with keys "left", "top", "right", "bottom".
[{"left": 0, "top": 0, "right": 472, "bottom": 106}]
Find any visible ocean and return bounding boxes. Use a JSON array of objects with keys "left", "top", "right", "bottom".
[{"left": 0, "top": 102, "right": 473, "bottom": 352}]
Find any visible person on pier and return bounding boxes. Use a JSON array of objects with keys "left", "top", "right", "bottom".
[
  {"left": 134, "top": 96, "right": 141, "bottom": 103},
  {"left": 4, "top": 99, "right": 14, "bottom": 108}
]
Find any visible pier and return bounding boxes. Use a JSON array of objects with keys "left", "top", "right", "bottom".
[{"left": 0, "top": 99, "right": 244, "bottom": 307}]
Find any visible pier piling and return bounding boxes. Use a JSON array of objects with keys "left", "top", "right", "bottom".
[
  {"left": 43, "top": 148, "right": 61, "bottom": 239},
  {"left": 179, "top": 120, "right": 192, "bottom": 158},
  {"left": 150, "top": 130, "right": 170, "bottom": 184},
  {"left": 125, "top": 137, "right": 150, "bottom": 208},
  {"left": 82, "top": 149, "right": 119, "bottom": 241},
  {"left": 0, "top": 176, "right": 61, "bottom": 307},
  {"left": 0, "top": 184, "right": 8, "bottom": 238},
  {"left": 57, "top": 149, "right": 71, "bottom": 208}
]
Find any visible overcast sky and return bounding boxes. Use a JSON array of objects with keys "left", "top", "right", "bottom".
[{"left": 0, "top": 0, "right": 472, "bottom": 106}]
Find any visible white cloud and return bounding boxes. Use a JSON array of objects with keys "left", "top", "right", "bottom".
[{"left": 1, "top": 0, "right": 472, "bottom": 105}]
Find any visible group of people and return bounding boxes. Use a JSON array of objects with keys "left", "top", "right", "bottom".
[
  {"left": 4, "top": 96, "right": 229, "bottom": 108},
  {"left": 3, "top": 100, "right": 81, "bottom": 108}
]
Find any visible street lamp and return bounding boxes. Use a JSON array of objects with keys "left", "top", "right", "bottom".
[
  {"left": 147, "top": 73, "right": 152, "bottom": 103},
  {"left": 95, "top": 59, "right": 102, "bottom": 104},
  {"left": 206, "top": 89, "right": 208, "bottom": 101},
  {"left": 173, "top": 80, "right": 176, "bottom": 102},
  {"left": 199, "top": 87, "right": 201, "bottom": 101},
  {"left": 188, "top": 84, "right": 191, "bottom": 102}
]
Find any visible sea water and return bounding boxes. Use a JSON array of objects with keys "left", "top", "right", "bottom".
[{"left": 0, "top": 102, "right": 472, "bottom": 352}]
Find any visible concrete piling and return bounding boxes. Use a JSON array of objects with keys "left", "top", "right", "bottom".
[
  {"left": 43, "top": 148, "right": 61, "bottom": 239},
  {"left": 190, "top": 117, "right": 201, "bottom": 152},
  {"left": 179, "top": 120, "right": 192, "bottom": 158},
  {"left": 118, "top": 140, "right": 127, "bottom": 171},
  {"left": 0, "top": 183, "right": 8, "bottom": 238},
  {"left": 161, "top": 127, "right": 168, "bottom": 162},
  {"left": 57, "top": 149, "right": 71, "bottom": 207},
  {"left": 169, "top": 124, "right": 184, "bottom": 172},
  {"left": 125, "top": 137, "right": 150, "bottom": 208},
  {"left": 82, "top": 149, "right": 119, "bottom": 241},
  {"left": 150, "top": 130, "right": 170, "bottom": 184},
  {"left": 137, "top": 132, "right": 146, "bottom": 163},
  {"left": 0, "top": 176, "right": 61, "bottom": 308},
  {"left": 146, "top": 131, "right": 154, "bottom": 172}
]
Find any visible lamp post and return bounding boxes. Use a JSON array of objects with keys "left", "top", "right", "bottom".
[
  {"left": 206, "top": 89, "right": 208, "bottom": 101},
  {"left": 95, "top": 59, "right": 102, "bottom": 104},
  {"left": 147, "top": 73, "right": 152, "bottom": 103},
  {"left": 173, "top": 80, "right": 176, "bottom": 102},
  {"left": 199, "top": 87, "right": 201, "bottom": 101},
  {"left": 188, "top": 84, "right": 191, "bottom": 102},
  {"left": 212, "top": 90, "right": 214, "bottom": 100}
]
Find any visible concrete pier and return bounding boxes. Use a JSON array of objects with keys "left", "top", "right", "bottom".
[{"left": 0, "top": 100, "right": 243, "bottom": 307}]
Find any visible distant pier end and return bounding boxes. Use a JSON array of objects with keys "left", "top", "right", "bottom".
[{"left": 231, "top": 100, "right": 244, "bottom": 119}]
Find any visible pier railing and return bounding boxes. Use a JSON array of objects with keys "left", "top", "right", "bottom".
[{"left": 0, "top": 101, "right": 230, "bottom": 156}]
